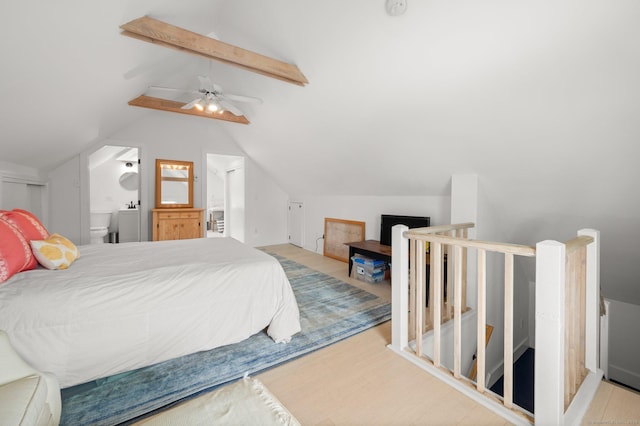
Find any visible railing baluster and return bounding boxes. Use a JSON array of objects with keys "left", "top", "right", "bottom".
[
  {"left": 572, "top": 249, "right": 580, "bottom": 396},
  {"left": 409, "top": 238, "right": 416, "bottom": 342},
  {"left": 477, "top": 248, "right": 487, "bottom": 392},
  {"left": 432, "top": 241, "right": 442, "bottom": 367},
  {"left": 428, "top": 240, "right": 435, "bottom": 331},
  {"left": 461, "top": 228, "right": 468, "bottom": 312},
  {"left": 416, "top": 240, "right": 425, "bottom": 357},
  {"left": 565, "top": 249, "right": 576, "bottom": 407},
  {"left": 444, "top": 237, "right": 451, "bottom": 321},
  {"left": 454, "top": 244, "right": 463, "bottom": 378},
  {"left": 579, "top": 246, "right": 586, "bottom": 380},
  {"left": 504, "top": 253, "right": 514, "bottom": 409}
]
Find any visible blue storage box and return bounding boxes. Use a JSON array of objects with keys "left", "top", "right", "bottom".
[
  {"left": 352, "top": 255, "right": 386, "bottom": 268},
  {"left": 352, "top": 255, "right": 387, "bottom": 283}
]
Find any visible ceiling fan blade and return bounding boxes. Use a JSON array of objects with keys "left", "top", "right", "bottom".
[
  {"left": 148, "top": 85, "right": 188, "bottom": 93},
  {"left": 181, "top": 98, "right": 202, "bottom": 110},
  {"left": 223, "top": 93, "right": 263, "bottom": 104},
  {"left": 218, "top": 100, "right": 244, "bottom": 116}
]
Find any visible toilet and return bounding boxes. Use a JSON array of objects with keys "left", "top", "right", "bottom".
[{"left": 90, "top": 211, "right": 112, "bottom": 244}]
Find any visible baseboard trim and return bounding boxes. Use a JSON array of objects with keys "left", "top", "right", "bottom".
[
  {"left": 564, "top": 369, "right": 604, "bottom": 425},
  {"left": 609, "top": 364, "right": 640, "bottom": 391}
]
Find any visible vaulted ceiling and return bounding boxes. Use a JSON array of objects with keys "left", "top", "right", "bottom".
[{"left": 1, "top": 1, "right": 639, "bottom": 302}]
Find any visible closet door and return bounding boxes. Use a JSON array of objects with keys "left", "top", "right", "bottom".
[
  {"left": 288, "top": 202, "right": 303, "bottom": 247},
  {"left": 0, "top": 180, "right": 44, "bottom": 220}
]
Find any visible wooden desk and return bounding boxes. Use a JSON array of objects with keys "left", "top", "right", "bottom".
[{"left": 346, "top": 240, "right": 391, "bottom": 277}]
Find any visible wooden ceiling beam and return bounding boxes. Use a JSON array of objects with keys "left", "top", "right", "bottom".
[
  {"left": 128, "top": 95, "right": 250, "bottom": 124},
  {"left": 120, "top": 16, "right": 308, "bottom": 86}
]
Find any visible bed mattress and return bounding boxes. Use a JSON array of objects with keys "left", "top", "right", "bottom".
[{"left": 0, "top": 237, "right": 300, "bottom": 388}]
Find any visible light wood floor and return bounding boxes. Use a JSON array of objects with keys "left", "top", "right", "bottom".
[{"left": 257, "top": 244, "right": 640, "bottom": 425}]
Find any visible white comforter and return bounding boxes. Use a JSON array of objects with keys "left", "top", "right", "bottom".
[{"left": 0, "top": 238, "right": 300, "bottom": 388}]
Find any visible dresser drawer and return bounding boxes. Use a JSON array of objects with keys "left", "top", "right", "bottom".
[
  {"left": 179, "top": 212, "right": 201, "bottom": 219},
  {"left": 157, "top": 211, "right": 182, "bottom": 220}
]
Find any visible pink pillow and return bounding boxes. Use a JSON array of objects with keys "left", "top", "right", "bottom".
[
  {"left": 0, "top": 210, "right": 49, "bottom": 271},
  {"left": 0, "top": 218, "right": 33, "bottom": 283}
]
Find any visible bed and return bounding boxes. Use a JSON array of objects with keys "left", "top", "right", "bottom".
[{"left": 0, "top": 237, "right": 301, "bottom": 388}]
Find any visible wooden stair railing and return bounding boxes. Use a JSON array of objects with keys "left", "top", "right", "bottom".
[{"left": 391, "top": 224, "right": 602, "bottom": 425}]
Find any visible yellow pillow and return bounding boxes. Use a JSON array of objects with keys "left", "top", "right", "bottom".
[{"left": 30, "top": 234, "right": 80, "bottom": 270}]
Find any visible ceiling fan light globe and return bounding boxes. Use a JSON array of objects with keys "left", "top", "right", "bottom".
[
  {"left": 194, "top": 103, "right": 204, "bottom": 112},
  {"left": 207, "top": 103, "right": 218, "bottom": 112}
]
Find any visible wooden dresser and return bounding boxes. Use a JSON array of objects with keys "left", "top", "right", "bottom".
[{"left": 152, "top": 208, "right": 204, "bottom": 241}]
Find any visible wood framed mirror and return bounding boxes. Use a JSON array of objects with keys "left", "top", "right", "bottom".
[{"left": 155, "top": 159, "right": 194, "bottom": 208}]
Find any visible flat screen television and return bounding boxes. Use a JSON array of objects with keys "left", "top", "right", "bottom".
[{"left": 380, "top": 214, "right": 430, "bottom": 246}]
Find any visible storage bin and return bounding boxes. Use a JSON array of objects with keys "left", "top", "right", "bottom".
[
  {"left": 352, "top": 254, "right": 386, "bottom": 268},
  {"left": 352, "top": 254, "right": 387, "bottom": 283},
  {"left": 355, "top": 268, "right": 386, "bottom": 283}
]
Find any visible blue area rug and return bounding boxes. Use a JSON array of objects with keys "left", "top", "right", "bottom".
[{"left": 60, "top": 253, "right": 391, "bottom": 425}]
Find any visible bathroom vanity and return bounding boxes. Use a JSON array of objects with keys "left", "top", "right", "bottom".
[{"left": 118, "top": 209, "right": 140, "bottom": 243}]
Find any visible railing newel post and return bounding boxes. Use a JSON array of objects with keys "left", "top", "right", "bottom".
[
  {"left": 535, "top": 240, "right": 566, "bottom": 425},
  {"left": 391, "top": 224, "right": 410, "bottom": 351}
]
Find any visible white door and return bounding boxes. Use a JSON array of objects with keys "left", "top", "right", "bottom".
[
  {"left": 288, "top": 202, "right": 303, "bottom": 247},
  {"left": 1, "top": 181, "right": 28, "bottom": 210},
  {"left": 0, "top": 181, "right": 44, "bottom": 220}
]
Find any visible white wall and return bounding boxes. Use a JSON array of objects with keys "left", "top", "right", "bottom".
[
  {"left": 48, "top": 156, "right": 82, "bottom": 243},
  {"left": 450, "top": 174, "right": 533, "bottom": 384},
  {"left": 295, "top": 195, "right": 450, "bottom": 254},
  {"left": 0, "top": 161, "right": 43, "bottom": 182},
  {"left": 608, "top": 299, "right": 640, "bottom": 390},
  {"left": 47, "top": 114, "right": 289, "bottom": 246},
  {"left": 476, "top": 176, "right": 535, "bottom": 386},
  {"left": 244, "top": 159, "right": 288, "bottom": 247},
  {"left": 451, "top": 174, "right": 479, "bottom": 310}
]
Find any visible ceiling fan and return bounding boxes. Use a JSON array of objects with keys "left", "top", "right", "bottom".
[{"left": 149, "top": 76, "right": 262, "bottom": 117}]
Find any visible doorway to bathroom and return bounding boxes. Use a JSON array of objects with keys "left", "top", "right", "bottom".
[
  {"left": 206, "top": 153, "right": 245, "bottom": 242},
  {"left": 88, "top": 145, "right": 141, "bottom": 244}
]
